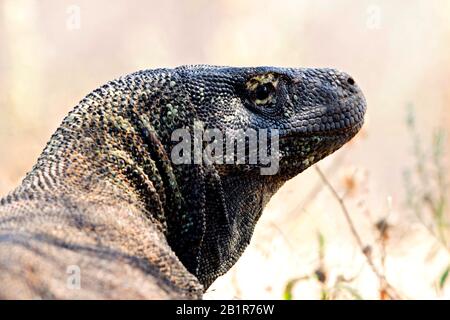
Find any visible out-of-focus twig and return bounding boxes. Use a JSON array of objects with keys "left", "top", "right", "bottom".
[
  {"left": 293, "top": 153, "right": 346, "bottom": 216},
  {"left": 315, "top": 165, "right": 402, "bottom": 300}
]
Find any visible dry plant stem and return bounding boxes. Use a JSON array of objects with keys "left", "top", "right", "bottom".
[
  {"left": 424, "top": 196, "right": 449, "bottom": 249},
  {"left": 295, "top": 153, "right": 346, "bottom": 214},
  {"left": 416, "top": 212, "right": 450, "bottom": 255},
  {"left": 315, "top": 166, "right": 402, "bottom": 300}
]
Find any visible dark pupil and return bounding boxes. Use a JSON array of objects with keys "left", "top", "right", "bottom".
[{"left": 255, "top": 84, "right": 271, "bottom": 100}]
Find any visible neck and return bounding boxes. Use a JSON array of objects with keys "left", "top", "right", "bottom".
[
  {"left": 191, "top": 171, "right": 282, "bottom": 288},
  {"left": 18, "top": 71, "right": 184, "bottom": 231},
  {"left": 15, "top": 71, "right": 285, "bottom": 289}
]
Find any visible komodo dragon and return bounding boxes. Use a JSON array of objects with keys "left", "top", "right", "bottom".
[{"left": 0, "top": 65, "right": 366, "bottom": 299}]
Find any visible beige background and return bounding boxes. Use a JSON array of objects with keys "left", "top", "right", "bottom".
[{"left": 0, "top": 0, "right": 449, "bottom": 299}]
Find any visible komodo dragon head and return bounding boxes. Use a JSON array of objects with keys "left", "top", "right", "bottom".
[{"left": 170, "top": 66, "right": 366, "bottom": 287}]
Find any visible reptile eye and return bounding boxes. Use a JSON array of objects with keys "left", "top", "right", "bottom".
[{"left": 254, "top": 83, "right": 274, "bottom": 102}]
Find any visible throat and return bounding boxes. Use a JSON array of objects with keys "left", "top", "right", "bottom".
[{"left": 192, "top": 172, "right": 277, "bottom": 288}]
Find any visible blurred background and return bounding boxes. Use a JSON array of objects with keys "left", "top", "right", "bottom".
[{"left": 0, "top": 0, "right": 449, "bottom": 299}]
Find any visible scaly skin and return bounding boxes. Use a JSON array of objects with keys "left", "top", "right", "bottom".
[{"left": 0, "top": 65, "right": 366, "bottom": 299}]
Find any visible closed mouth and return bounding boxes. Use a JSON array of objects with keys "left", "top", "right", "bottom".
[{"left": 279, "top": 120, "right": 364, "bottom": 141}]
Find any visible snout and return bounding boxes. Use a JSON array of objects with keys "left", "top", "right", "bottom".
[
  {"left": 288, "top": 68, "right": 366, "bottom": 136},
  {"left": 329, "top": 69, "right": 367, "bottom": 132}
]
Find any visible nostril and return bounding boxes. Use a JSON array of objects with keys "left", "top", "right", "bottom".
[{"left": 347, "top": 77, "right": 355, "bottom": 85}]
